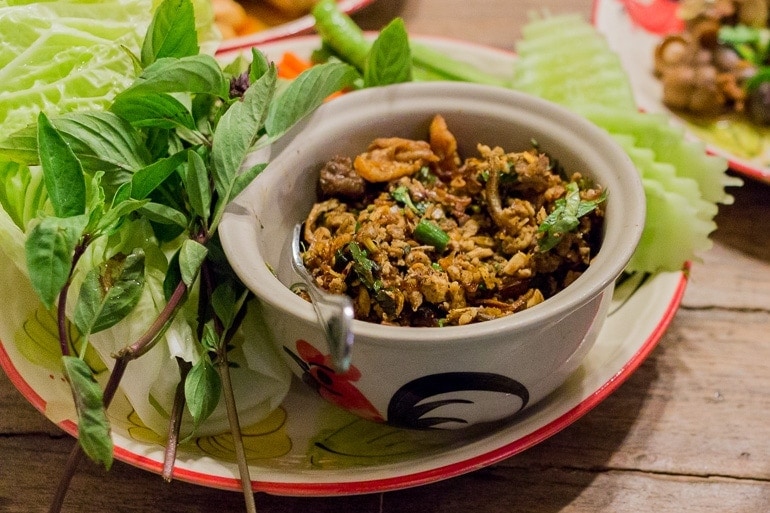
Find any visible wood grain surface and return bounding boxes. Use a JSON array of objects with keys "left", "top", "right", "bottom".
[{"left": 2, "top": 1, "right": 769, "bottom": 512}]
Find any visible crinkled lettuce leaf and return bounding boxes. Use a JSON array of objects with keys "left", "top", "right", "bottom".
[
  {"left": 0, "top": 0, "right": 219, "bottom": 138},
  {"left": 0, "top": 161, "right": 47, "bottom": 273},
  {"left": 0, "top": 0, "right": 292, "bottom": 438}
]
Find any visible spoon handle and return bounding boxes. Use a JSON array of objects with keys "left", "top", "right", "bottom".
[{"left": 291, "top": 223, "right": 355, "bottom": 372}]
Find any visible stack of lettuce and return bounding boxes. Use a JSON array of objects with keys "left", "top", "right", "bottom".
[{"left": 0, "top": 0, "right": 291, "bottom": 439}]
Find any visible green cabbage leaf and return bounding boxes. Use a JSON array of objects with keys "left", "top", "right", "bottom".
[{"left": 0, "top": 0, "right": 218, "bottom": 138}]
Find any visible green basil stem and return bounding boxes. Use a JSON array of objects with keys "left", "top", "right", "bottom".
[
  {"left": 56, "top": 239, "right": 88, "bottom": 357},
  {"left": 48, "top": 278, "right": 189, "bottom": 513},
  {"left": 162, "top": 358, "right": 192, "bottom": 482},
  {"left": 414, "top": 219, "right": 450, "bottom": 252},
  {"left": 217, "top": 346, "right": 257, "bottom": 513},
  {"left": 199, "top": 260, "right": 257, "bottom": 513}
]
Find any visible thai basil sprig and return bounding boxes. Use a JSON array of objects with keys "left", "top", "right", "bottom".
[{"left": 0, "top": 0, "right": 358, "bottom": 511}]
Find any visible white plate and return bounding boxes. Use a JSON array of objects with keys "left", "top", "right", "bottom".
[
  {"left": 593, "top": 0, "right": 770, "bottom": 183},
  {"left": 0, "top": 35, "right": 688, "bottom": 496},
  {"left": 217, "top": 0, "right": 375, "bottom": 53}
]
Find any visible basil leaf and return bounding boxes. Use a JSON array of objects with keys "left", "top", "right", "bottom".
[
  {"left": 121, "top": 55, "right": 230, "bottom": 99},
  {"left": 211, "top": 65, "right": 277, "bottom": 199},
  {"left": 200, "top": 321, "right": 218, "bottom": 352},
  {"left": 74, "top": 249, "right": 146, "bottom": 336},
  {"left": 364, "top": 18, "right": 412, "bottom": 87},
  {"left": 179, "top": 239, "right": 208, "bottom": 286},
  {"left": 185, "top": 150, "right": 211, "bottom": 222},
  {"left": 110, "top": 92, "right": 197, "bottom": 130},
  {"left": 52, "top": 112, "right": 151, "bottom": 179},
  {"left": 37, "top": 112, "right": 86, "bottom": 218},
  {"left": 211, "top": 282, "right": 237, "bottom": 331},
  {"left": 184, "top": 353, "right": 221, "bottom": 432},
  {"left": 249, "top": 48, "right": 270, "bottom": 82},
  {"left": 229, "top": 162, "right": 267, "bottom": 201},
  {"left": 97, "top": 197, "right": 149, "bottom": 236},
  {"left": 25, "top": 215, "right": 88, "bottom": 309},
  {"left": 265, "top": 61, "right": 359, "bottom": 138},
  {"left": 141, "top": 0, "right": 198, "bottom": 66},
  {"left": 130, "top": 150, "right": 188, "bottom": 200},
  {"left": 138, "top": 202, "right": 188, "bottom": 228},
  {"left": 111, "top": 181, "right": 134, "bottom": 208},
  {"left": 162, "top": 249, "right": 183, "bottom": 301},
  {"left": 62, "top": 355, "right": 113, "bottom": 470},
  {"left": 0, "top": 160, "right": 46, "bottom": 230},
  {"left": 83, "top": 171, "right": 106, "bottom": 234},
  {"left": 6, "top": 112, "right": 144, "bottom": 176}
]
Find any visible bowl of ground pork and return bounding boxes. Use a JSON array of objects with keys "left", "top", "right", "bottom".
[{"left": 220, "top": 81, "right": 646, "bottom": 429}]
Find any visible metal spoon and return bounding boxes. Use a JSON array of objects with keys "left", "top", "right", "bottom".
[{"left": 291, "top": 223, "right": 355, "bottom": 373}]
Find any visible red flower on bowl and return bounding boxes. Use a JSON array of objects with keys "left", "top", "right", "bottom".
[{"left": 284, "top": 339, "right": 384, "bottom": 422}]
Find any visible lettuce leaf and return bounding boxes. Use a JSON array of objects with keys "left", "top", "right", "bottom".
[
  {"left": 0, "top": 0, "right": 297, "bottom": 438},
  {"left": 0, "top": 0, "right": 218, "bottom": 138}
]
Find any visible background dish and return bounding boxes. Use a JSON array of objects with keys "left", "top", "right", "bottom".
[
  {"left": 0, "top": 35, "right": 687, "bottom": 496},
  {"left": 217, "top": 0, "right": 375, "bottom": 52},
  {"left": 593, "top": 0, "right": 770, "bottom": 183}
]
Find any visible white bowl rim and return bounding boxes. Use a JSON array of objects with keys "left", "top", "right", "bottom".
[{"left": 221, "top": 82, "right": 646, "bottom": 348}]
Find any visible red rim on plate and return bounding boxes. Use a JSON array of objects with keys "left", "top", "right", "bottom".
[
  {"left": 0, "top": 270, "right": 688, "bottom": 495},
  {"left": 1, "top": 33, "right": 690, "bottom": 496}
]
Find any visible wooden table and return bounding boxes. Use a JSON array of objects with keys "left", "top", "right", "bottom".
[{"left": 2, "top": 0, "right": 769, "bottom": 511}]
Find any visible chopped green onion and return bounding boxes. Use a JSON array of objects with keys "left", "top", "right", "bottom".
[{"left": 414, "top": 219, "right": 450, "bottom": 252}]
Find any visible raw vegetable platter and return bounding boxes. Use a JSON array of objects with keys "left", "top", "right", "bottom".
[
  {"left": 593, "top": 0, "right": 770, "bottom": 183},
  {"left": 0, "top": 34, "right": 689, "bottom": 495}
]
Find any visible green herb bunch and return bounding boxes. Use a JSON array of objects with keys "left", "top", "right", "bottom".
[{"left": 0, "top": 0, "right": 356, "bottom": 510}]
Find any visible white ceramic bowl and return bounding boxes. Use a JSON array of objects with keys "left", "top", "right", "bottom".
[{"left": 220, "top": 82, "right": 645, "bottom": 429}]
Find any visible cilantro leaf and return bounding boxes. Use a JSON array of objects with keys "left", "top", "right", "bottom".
[{"left": 538, "top": 182, "right": 606, "bottom": 251}]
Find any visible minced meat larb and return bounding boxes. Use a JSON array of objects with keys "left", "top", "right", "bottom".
[{"left": 298, "top": 115, "right": 607, "bottom": 327}]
